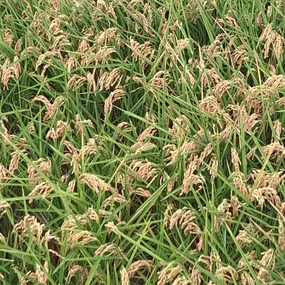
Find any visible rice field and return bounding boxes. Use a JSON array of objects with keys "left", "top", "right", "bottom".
[{"left": 1, "top": 0, "right": 285, "bottom": 284}]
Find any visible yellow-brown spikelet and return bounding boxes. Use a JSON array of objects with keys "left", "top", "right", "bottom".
[
  {"left": 137, "top": 126, "right": 157, "bottom": 142},
  {"left": 131, "top": 187, "right": 152, "bottom": 198},
  {"left": 128, "top": 39, "right": 155, "bottom": 71},
  {"left": 48, "top": 0, "right": 60, "bottom": 10},
  {"left": 95, "top": 28, "right": 117, "bottom": 45},
  {"left": 245, "top": 85, "right": 280, "bottom": 115},
  {"left": 67, "top": 230, "right": 97, "bottom": 250},
  {"left": 246, "top": 146, "right": 258, "bottom": 160},
  {"left": 1, "top": 59, "right": 13, "bottom": 90},
  {"left": 133, "top": 11, "right": 153, "bottom": 36},
  {"left": 41, "top": 229, "right": 60, "bottom": 245},
  {"left": 251, "top": 187, "right": 281, "bottom": 209},
  {"left": 78, "top": 39, "right": 90, "bottom": 63},
  {"left": 50, "top": 35, "right": 71, "bottom": 58},
  {"left": 27, "top": 158, "right": 51, "bottom": 184},
  {"left": 80, "top": 173, "right": 116, "bottom": 194},
  {"left": 127, "top": 260, "right": 153, "bottom": 277},
  {"left": 250, "top": 170, "right": 284, "bottom": 190},
  {"left": 163, "top": 144, "right": 180, "bottom": 165},
  {"left": 98, "top": 209, "right": 120, "bottom": 221},
  {"left": 176, "top": 38, "right": 190, "bottom": 53},
  {"left": 231, "top": 148, "right": 241, "bottom": 172},
  {"left": 8, "top": 151, "right": 21, "bottom": 174},
  {"left": 35, "top": 51, "right": 55, "bottom": 72},
  {"left": 86, "top": 72, "right": 96, "bottom": 91},
  {"left": 216, "top": 266, "right": 238, "bottom": 284},
  {"left": 228, "top": 104, "right": 260, "bottom": 132},
  {"left": 262, "top": 142, "right": 285, "bottom": 159},
  {"left": 240, "top": 272, "right": 255, "bottom": 285},
  {"left": 0, "top": 164, "right": 9, "bottom": 182},
  {"left": 13, "top": 215, "right": 45, "bottom": 244},
  {"left": 263, "top": 74, "right": 285, "bottom": 89},
  {"left": 219, "top": 124, "right": 232, "bottom": 141},
  {"left": 278, "top": 203, "right": 285, "bottom": 250},
  {"left": 104, "top": 87, "right": 125, "bottom": 120},
  {"left": 214, "top": 199, "right": 232, "bottom": 232},
  {"left": 12, "top": 56, "right": 21, "bottom": 78},
  {"left": 3, "top": 28, "right": 13, "bottom": 46},
  {"left": 15, "top": 38, "right": 23, "bottom": 53},
  {"left": 103, "top": 193, "right": 126, "bottom": 208},
  {"left": 181, "top": 156, "right": 205, "bottom": 195},
  {"left": 199, "top": 96, "right": 222, "bottom": 115},
  {"left": 260, "top": 24, "right": 285, "bottom": 59},
  {"left": 212, "top": 79, "right": 234, "bottom": 101},
  {"left": 272, "top": 119, "right": 282, "bottom": 141},
  {"left": 257, "top": 249, "right": 275, "bottom": 280},
  {"left": 206, "top": 33, "right": 227, "bottom": 59},
  {"left": 94, "top": 243, "right": 122, "bottom": 257},
  {"left": 65, "top": 56, "right": 77, "bottom": 73},
  {"left": 95, "top": 46, "right": 116, "bottom": 65},
  {"left": 32, "top": 95, "right": 67, "bottom": 121},
  {"left": 178, "top": 66, "right": 196, "bottom": 87},
  {"left": 120, "top": 267, "right": 130, "bottom": 285},
  {"left": 269, "top": 64, "right": 276, "bottom": 76},
  {"left": 0, "top": 200, "right": 11, "bottom": 215},
  {"left": 105, "top": 221, "right": 120, "bottom": 234},
  {"left": 200, "top": 68, "right": 222, "bottom": 87},
  {"left": 208, "top": 154, "right": 218, "bottom": 181},
  {"left": 151, "top": 71, "right": 171, "bottom": 93},
  {"left": 81, "top": 137, "right": 104, "bottom": 157},
  {"left": 231, "top": 45, "right": 249, "bottom": 66},
  {"left": 61, "top": 215, "right": 86, "bottom": 232},
  {"left": 24, "top": 262, "right": 49, "bottom": 285},
  {"left": 28, "top": 182, "right": 54, "bottom": 204},
  {"left": 167, "top": 176, "right": 177, "bottom": 193},
  {"left": 231, "top": 195, "right": 242, "bottom": 219},
  {"left": 169, "top": 115, "right": 190, "bottom": 142},
  {"left": 131, "top": 142, "right": 156, "bottom": 155},
  {"left": 190, "top": 268, "right": 203, "bottom": 285},
  {"left": 94, "top": 0, "right": 117, "bottom": 19},
  {"left": 48, "top": 18, "right": 62, "bottom": 36},
  {"left": 236, "top": 224, "right": 255, "bottom": 247},
  {"left": 67, "top": 74, "right": 87, "bottom": 90},
  {"left": 157, "top": 263, "right": 181, "bottom": 285},
  {"left": 74, "top": 114, "right": 94, "bottom": 136},
  {"left": 117, "top": 121, "right": 131, "bottom": 133},
  {"left": 46, "top": 120, "right": 69, "bottom": 141},
  {"left": 85, "top": 207, "right": 100, "bottom": 223},
  {"left": 98, "top": 68, "right": 123, "bottom": 91},
  {"left": 66, "top": 264, "right": 89, "bottom": 285},
  {"left": 129, "top": 159, "right": 158, "bottom": 184},
  {"left": 163, "top": 204, "right": 174, "bottom": 227},
  {"left": 64, "top": 146, "right": 81, "bottom": 174},
  {"left": 198, "top": 143, "right": 213, "bottom": 166},
  {"left": 169, "top": 207, "right": 200, "bottom": 236},
  {"left": 172, "top": 276, "right": 191, "bottom": 285},
  {"left": 218, "top": 11, "right": 240, "bottom": 29},
  {"left": 61, "top": 208, "right": 99, "bottom": 232},
  {"left": 238, "top": 251, "right": 256, "bottom": 269}
]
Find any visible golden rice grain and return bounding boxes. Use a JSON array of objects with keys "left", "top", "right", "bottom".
[
  {"left": 13, "top": 215, "right": 45, "bottom": 244},
  {"left": 32, "top": 95, "right": 67, "bottom": 121},
  {"left": 66, "top": 264, "right": 89, "bottom": 285},
  {"left": 28, "top": 182, "right": 54, "bottom": 203},
  {"left": 80, "top": 173, "right": 116, "bottom": 194},
  {"left": 94, "top": 243, "right": 122, "bottom": 257},
  {"left": 157, "top": 263, "right": 181, "bottom": 285},
  {"left": 127, "top": 260, "right": 152, "bottom": 277},
  {"left": 120, "top": 267, "right": 130, "bottom": 285}
]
